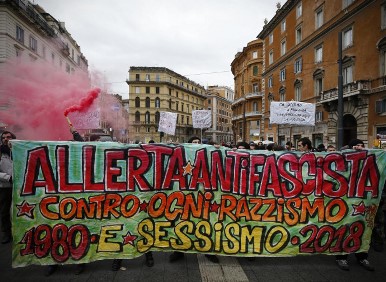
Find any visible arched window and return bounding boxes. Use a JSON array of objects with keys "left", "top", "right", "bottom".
[
  {"left": 145, "top": 97, "right": 150, "bottom": 108},
  {"left": 155, "top": 97, "right": 160, "bottom": 108},
  {"left": 279, "top": 86, "right": 286, "bottom": 101},
  {"left": 135, "top": 97, "right": 140, "bottom": 108},
  {"left": 253, "top": 102, "right": 258, "bottom": 112},
  {"left": 155, "top": 111, "right": 160, "bottom": 124},
  {"left": 145, "top": 111, "right": 150, "bottom": 124},
  {"left": 135, "top": 111, "right": 140, "bottom": 122}
]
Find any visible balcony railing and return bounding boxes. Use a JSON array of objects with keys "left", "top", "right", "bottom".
[
  {"left": 232, "top": 114, "right": 244, "bottom": 121},
  {"left": 245, "top": 92, "right": 264, "bottom": 99},
  {"left": 245, "top": 111, "right": 263, "bottom": 117},
  {"left": 319, "top": 80, "right": 370, "bottom": 103},
  {"left": 231, "top": 97, "right": 245, "bottom": 106}
]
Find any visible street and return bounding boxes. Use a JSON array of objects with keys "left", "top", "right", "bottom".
[{"left": 1, "top": 240, "right": 385, "bottom": 281}]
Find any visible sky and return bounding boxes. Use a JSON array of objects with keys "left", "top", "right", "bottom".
[{"left": 33, "top": 0, "right": 278, "bottom": 98}]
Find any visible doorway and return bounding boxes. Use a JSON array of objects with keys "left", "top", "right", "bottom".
[{"left": 343, "top": 114, "right": 357, "bottom": 146}]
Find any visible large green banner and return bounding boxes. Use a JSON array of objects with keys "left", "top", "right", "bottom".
[{"left": 11, "top": 141, "right": 386, "bottom": 267}]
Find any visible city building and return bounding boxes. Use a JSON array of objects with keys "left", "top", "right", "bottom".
[
  {"left": 231, "top": 39, "right": 264, "bottom": 143},
  {"left": 204, "top": 85, "right": 234, "bottom": 144},
  {"left": 0, "top": 0, "right": 89, "bottom": 129},
  {"left": 126, "top": 66, "right": 206, "bottom": 143},
  {"left": 257, "top": 0, "right": 386, "bottom": 148}
]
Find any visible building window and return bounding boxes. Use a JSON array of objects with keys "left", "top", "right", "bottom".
[
  {"left": 176, "top": 101, "right": 179, "bottom": 111},
  {"left": 145, "top": 74, "right": 150, "bottom": 82},
  {"left": 156, "top": 87, "right": 160, "bottom": 94},
  {"left": 135, "top": 111, "right": 140, "bottom": 122},
  {"left": 281, "top": 19, "right": 286, "bottom": 32},
  {"left": 253, "top": 102, "right": 258, "bottom": 112},
  {"left": 279, "top": 87, "right": 286, "bottom": 101},
  {"left": 279, "top": 68, "right": 286, "bottom": 82},
  {"left": 294, "top": 57, "right": 302, "bottom": 74},
  {"left": 135, "top": 97, "right": 140, "bottom": 107},
  {"left": 382, "top": 3, "right": 386, "bottom": 29},
  {"left": 269, "top": 33, "right": 273, "bottom": 44},
  {"left": 146, "top": 87, "right": 150, "bottom": 94},
  {"left": 343, "top": 65, "right": 353, "bottom": 84},
  {"left": 136, "top": 74, "right": 140, "bottom": 81},
  {"left": 16, "top": 26, "right": 24, "bottom": 44},
  {"left": 315, "top": 45, "right": 323, "bottom": 63},
  {"left": 343, "top": 27, "right": 353, "bottom": 49},
  {"left": 169, "top": 99, "right": 172, "bottom": 109},
  {"left": 135, "top": 87, "right": 140, "bottom": 94},
  {"left": 155, "top": 111, "right": 160, "bottom": 123},
  {"left": 268, "top": 76, "right": 273, "bottom": 88},
  {"left": 269, "top": 50, "right": 273, "bottom": 65},
  {"left": 315, "top": 111, "right": 323, "bottom": 122},
  {"left": 155, "top": 97, "right": 160, "bottom": 108},
  {"left": 376, "top": 98, "right": 386, "bottom": 113},
  {"left": 253, "top": 83, "right": 259, "bottom": 92},
  {"left": 281, "top": 39, "right": 286, "bottom": 56},
  {"left": 145, "top": 112, "right": 150, "bottom": 124},
  {"left": 313, "top": 69, "right": 324, "bottom": 96},
  {"left": 296, "top": 25, "right": 302, "bottom": 44},
  {"left": 315, "top": 7, "right": 324, "bottom": 29},
  {"left": 296, "top": 2, "right": 302, "bottom": 18},
  {"left": 29, "top": 36, "right": 37, "bottom": 52},
  {"left": 252, "top": 51, "right": 258, "bottom": 59},
  {"left": 295, "top": 82, "right": 302, "bottom": 101},
  {"left": 145, "top": 97, "right": 150, "bottom": 108},
  {"left": 343, "top": 0, "right": 355, "bottom": 9},
  {"left": 253, "top": 65, "right": 258, "bottom": 76},
  {"left": 155, "top": 74, "right": 160, "bottom": 81}
]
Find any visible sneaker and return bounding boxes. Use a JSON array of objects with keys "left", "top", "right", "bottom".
[
  {"left": 358, "top": 259, "right": 375, "bottom": 271},
  {"left": 44, "top": 265, "right": 58, "bottom": 276},
  {"left": 336, "top": 259, "right": 349, "bottom": 271},
  {"left": 145, "top": 252, "right": 154, "bottom": 267},
  {"left": 169, "top": 251, "right": 184, "bottom": 262},
  {"left": 205, "top": 254, "right": 219, "bottom": 263},
  {"left": 111, "top": 259, "right": 122, "bottom": 271},
  {"left": 75, "top": 263, "right": 85, "bottom": 275}
]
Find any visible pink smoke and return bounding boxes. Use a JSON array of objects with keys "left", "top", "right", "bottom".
[
  {"left": 0, "top": 60, "right": 99, "bottom": 141},
  {"left": 64, "top": 88, "right": 101, "bottom": 116}
]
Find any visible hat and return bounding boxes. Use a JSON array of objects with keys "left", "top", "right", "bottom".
[
  {"left": 348, "top": 138, "right": 364, "bottom": 148},
  {"left": 250, "top": 142, "right": 256, "bottom": 145}
]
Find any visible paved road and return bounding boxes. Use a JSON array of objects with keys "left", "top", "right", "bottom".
[{"left": 1, "top": 240, "right": 385, "bottom": 281}]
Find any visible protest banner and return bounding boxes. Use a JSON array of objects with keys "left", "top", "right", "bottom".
[
  {"left": 67, "top": 106, "right": 100, "bottom": 129},
  {"left": 11, "top": 141, "right": 386, "bottom": 267},
  {"left": 270, "top": 101, "right": 316, "bottom": 125},
  {"left": 192, "top": 110, "right": 212, "bottom": 129},
  {"left": 158, "top": 111, "right": 177, "bottom": 135}
]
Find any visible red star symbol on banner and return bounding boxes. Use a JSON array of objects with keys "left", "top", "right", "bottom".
[
  {"left": 210, "top": 201, "right": 220, "bottom": 213},
  {"left": 352, "top": 201, "right": 367, "bottom": 216},
  {"left": 183, "top": 161, "right": 194, "bottom": 176},
  {"left": 123, "top": 231, "right": 137, "bottom": 246},
  {"left": 16, "top": 200, "right": 36, "bottom": 219},
  {"left": 139, "top": 201, "right": 148, "bottom": 212}
]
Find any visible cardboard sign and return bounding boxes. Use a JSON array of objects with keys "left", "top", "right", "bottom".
[
  {"left": 270, "top": 102, "right": 315, "bottom": 125},
  {"left": 158, "top": 111, "right": 177, "bottom": 135},
  {"left": 192, "top": 110, "right": 211, "bottom": 129}
]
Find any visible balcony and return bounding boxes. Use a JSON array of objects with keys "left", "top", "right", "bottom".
[
  {"left": 245, "top": 111, "right": 263, "bottom": 118},
  {"left": 232, "top": 114, "right": 244, "bottom": 121},
  {"left": 245, "top": 92, "right": 264, "bottom": 99},
  {"left": 231, "top": 97, "right": 245, "bottom": 106},
  {"left": 319, "top": 80, "right": 370, "bottom": 103}
]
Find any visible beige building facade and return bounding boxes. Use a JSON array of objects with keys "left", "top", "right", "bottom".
[
  {"left": 126, "top": 66, "right": 206, "bottom": 143},
  {"left": 204, "top": 85, "right": 234, "bottom": 144},
  {"left": 257, "top": 0, "right": 386, "bottom": 148}
]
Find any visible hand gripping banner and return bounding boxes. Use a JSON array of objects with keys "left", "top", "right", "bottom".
[{"left": 11, "top": 141, "right": 386, "bottom": 267}]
